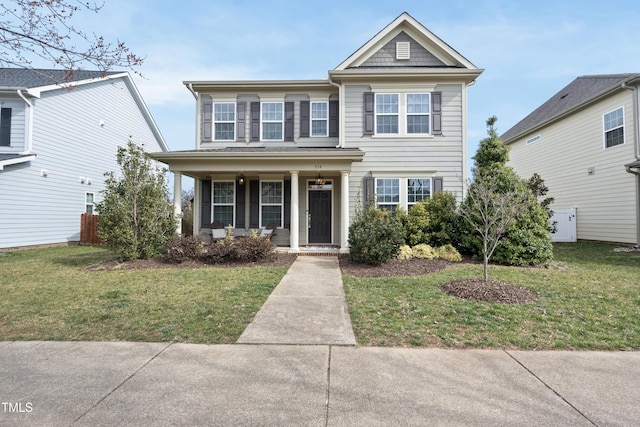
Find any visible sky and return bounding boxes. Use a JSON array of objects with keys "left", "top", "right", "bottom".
[{"left": 37, "top": 0, "right": 640, "bottom": 189}]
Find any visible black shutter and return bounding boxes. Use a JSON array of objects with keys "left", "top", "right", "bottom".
[
  {"left": 284, "top": 179, "right": 291, "bottom": 228},
  {"left": 202, "top": 101, "right": 212, "bottom": 142},
  {"left": 201, "top": 179, "right": 212, "bottom": 228},
  {"left": 235, "top": 180, "right": 246, "bottom": 228},
  {"left": 250, "top": 102, "right": 260, "bottom": 141},
  {"left": 433, "top": 176, "right": 443, "bottom": 193},
  {"left": 0, "top": 108, "right": 11, "bottom": 146},
  {"left": 432, "top": 91, "right": 442, "bottom": 135},
  {"left": 363, "top": 92, "right": 375, "bottom": 135},
  {"left": 300, "top": 100, "right": 310, "bottom": 137},
  {"left": 249, "top": 180, "right": 260, "bottom": 228},
  {"left": 284, "top": 101, "right": 294, "bottom": 141},
  {"left": 236, "top": 102, "right": 246, "bottom": 141},
  {"left": 329, "top": 100, "right": 339, "bottom": 137}
]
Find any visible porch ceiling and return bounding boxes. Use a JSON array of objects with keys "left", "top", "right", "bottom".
[{"left": 151, "top": 147, "right": 365, "bottom": 179}]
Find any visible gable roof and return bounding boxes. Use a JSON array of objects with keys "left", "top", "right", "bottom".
[
  {"left": 502, "top": 74, "right": 640, "bottom": 143},
  {"left": 334, "top": 12, "right": 479, "bottom": 71}
]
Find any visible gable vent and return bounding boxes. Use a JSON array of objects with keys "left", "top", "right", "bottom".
[{"left": 396, "top": 41, "right": 410, "bottom": 60}]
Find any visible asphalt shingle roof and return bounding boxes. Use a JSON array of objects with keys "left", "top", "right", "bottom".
[
  {"left": 0, "top": 68, "right": 120, "bottom": 89},
  {"left": 501, "top": 74, "right": 640, "bottom": 143}
]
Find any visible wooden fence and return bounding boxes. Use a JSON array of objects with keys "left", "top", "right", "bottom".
[{"left": 80, "top": 213, "right": 100, "bottom": 244}]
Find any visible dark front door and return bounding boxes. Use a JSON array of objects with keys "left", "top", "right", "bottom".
[{"left": 309, "top": 190, "right": 331, "bottom": 243}]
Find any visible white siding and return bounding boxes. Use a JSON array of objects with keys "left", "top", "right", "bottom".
[
  {"left": 508, "top": 90, "right": 637, "bottom": 244},
  {"left": 344, "top": 83, "right": 466, "bottom": 220},
  {"left": 0, "top": 97, "right": 27, "bottom": 153},
  {"left": 0, "top": 77, "right": 166, "bottom": 249}
]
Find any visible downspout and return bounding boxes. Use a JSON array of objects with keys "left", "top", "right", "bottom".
[
  {"left": 621, "top": 81, "right": 640, "bottom": 247},
  {"left": 17, "top": 90, "right": 34, "bottom": 154},
  {"left": 328, "top": 78, "right": 344, "bottom": 148},
  {"left": 186, "top": 83, "right": 197, "bottom": 100}
]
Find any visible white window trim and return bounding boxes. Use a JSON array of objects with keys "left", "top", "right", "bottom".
[
  {"left": 407, "top": 178, "right": 433, "bottom": 210},
  {"left": 259, "top": 180, "right": 284, "bottom": 228},
  {"left": 375, "top": 177, "right": 434, "bottom": 212},
  {"left": 374, "top": 92, "right": 431, "bottom": 137},
  {"left": 310, "top": 100, "right": 329, "bottom": 137},
  {"left": 213, "top": 102, "right": 236, "bottom": 141},
  {"left": 261, "top": 101, "right": 284, "bottom": 141},
  {"left": 603, "top": 106, "right": 625, "bottom": 149},
  {"left": 212, "top": 180, "right": 235, "bottom": 228},
  {"left": 375, "top": 177, "right": 400, "bottom": 212},
  {"left": 85, "top": 192, "right": 95, "bottom": 214}
]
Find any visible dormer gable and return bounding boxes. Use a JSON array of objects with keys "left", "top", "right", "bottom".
[{"left": 334, "top": 12, "right": 477, "bottom": 71}]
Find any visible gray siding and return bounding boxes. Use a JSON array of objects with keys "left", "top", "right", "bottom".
[
  {"left": 343, "top": 83, "right": 465, "bottom": 220},
  {"left": 361, "top": 32, "right": 446, "bottom": 67},
  {"left": 0, "top": 77, "right": 165, "bottom": 249},
  {"left": 508, "top": 90, "right": 637, "bottom": 244}
]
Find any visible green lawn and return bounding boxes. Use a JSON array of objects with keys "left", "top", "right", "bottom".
[
  {"left": 0, "top": 245, "right": 287, "bottom": 344},
  {"left": 343, "top": 243, "right": 640, "bottom": 350}
]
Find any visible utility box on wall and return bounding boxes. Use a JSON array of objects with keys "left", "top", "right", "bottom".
[{"left": 550, "top": 208, "right": 577, "bottom": 242}]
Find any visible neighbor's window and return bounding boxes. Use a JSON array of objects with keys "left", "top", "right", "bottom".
[
  {"left": 376, "top": 178, "right": 400, "bottom": 214},
  {"left": 261, "top": 102, "right": 284, "bottom": 141},
  {"left": 604, "top": 107, "right": 624, "bottom": 148},
  {"left": 214, "top": 102, "right": 235, "bottom": 140},
  {"left": 0, "top": 107, "right": 11, "bottom": 146},
  {"left": 212, "top": 181, "right": 235, "bottom": 227},
  {"left": 406, "top": 94, "right": 430, "bottom": 134},
  {"left": 375, "top": 94, "right": 399, "bottom": 134},
  {"left": 260, "top": 181, "right": 283, "bottom": 227},
  {"left": 311, "top": 101, "right": 328, "bottom": 137},
  {"left": 407, "top": 178, "right": 431, "bottom": 209},
  {"left": 85, "top": 192, "right": 95, "bottom": 214}
]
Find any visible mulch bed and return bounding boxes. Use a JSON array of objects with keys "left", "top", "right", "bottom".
[{"left": 338, "top": 256, "right": 451, "bottom": 278}]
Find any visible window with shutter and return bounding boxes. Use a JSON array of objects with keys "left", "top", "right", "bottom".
[{"left": 0, "top": 107, "right": 11, "bottom": 146}]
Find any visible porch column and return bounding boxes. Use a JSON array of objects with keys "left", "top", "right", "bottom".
[
  {"left": 173, "top": 172, "right": 182, "bottom": 234},
  {"left": 289, "top": 171, "right": 299, "bottom": 251},
  {"left": 340, "top": 171, "right": 350, "bottom": 252}
]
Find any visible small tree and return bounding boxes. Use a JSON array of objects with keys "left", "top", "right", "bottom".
[
  {"left": 458, "top": 169, "right": 530, "bottom": 281},
  {"left": 96, "top": 141, "right": 176, "bottom": 260}
]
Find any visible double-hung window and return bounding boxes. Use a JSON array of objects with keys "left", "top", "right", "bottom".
[
  {"left": 407, "top": 178, "right": 431, "bottom": 209},
  {"left": 376, "top": 178, "right": 400, "bottom": 214},
  {"left": 406, "top": 94, "right": 430, "bottom": 134},
  {"left": 375, "top": 94, "right": 399, "bottom": 134},
  {"left": 261, "top": 102, "right": 284, "bottom": 141},
  {"left": 214, "top": 103, "right": 235, "bottom": 140},
  {"left": 311, "top": 101, "right": 328, "bottom": 137},
  {"left": 212, "top": 181, "right": 235, "bottom": 227},
  {"left": 85, "top": 192, "right": 95, "bottom": 214},
  {"left": 604, "top": 107, "right": 624, "bottom": 148},
  {"left": 260, "top": 181, "right": 283, "bottom": 227}
]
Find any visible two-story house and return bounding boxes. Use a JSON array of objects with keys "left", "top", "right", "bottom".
[
  {"left": 502, "top": 74, "right": 640, "bottom": 246},
  {"left": 154, "top": 12, "right": 483, "bottom": 252},
  {"left": 0, "top": 69, "right": 168, "bottom": 249}
]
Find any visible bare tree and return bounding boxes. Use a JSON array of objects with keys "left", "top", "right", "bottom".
[
  {"left": 0, "top": 0, "right": 142, "bottom": 82},
  {"left": 458, "top": 170, "right": 530, "bottom": 282}
]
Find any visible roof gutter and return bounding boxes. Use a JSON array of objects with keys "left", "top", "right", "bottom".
[{"left": 186, "top": 83, "right": 197, "bottom": 100}]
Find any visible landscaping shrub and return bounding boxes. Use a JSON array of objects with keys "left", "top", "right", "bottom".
[
  {"left": 163, "top": 235, "right": 203, "bottom": 263},
  {"left": 233, "top": 236, "right": 276, "bottom": 262},
  {"left": 201, "top": 239, "right": 235, "bottom": 264},
  {"left": 397, "top": 245, "right": 413, "bottom": 260},
  {"left": 405, "top": 203, "right": 430, "bottom": 246},
  {"left": 435, "top": 244, "right": 462, "bottom": 262},
  {"left": 348, "top": 204, "right": 404, "bottom": 265},
  {"left": 423, "top": 192, "right": 458, "bottom": 247},
  {"left": 412, "top": 244, "right": 436, "bottom": 259}
]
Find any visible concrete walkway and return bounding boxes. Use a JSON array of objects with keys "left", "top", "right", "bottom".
[
  {"left": 1, "top": 341, "right": 639, "bottom": 426},
  {"left": 238, "top": 256, "right": 356, "bottom": 345}
]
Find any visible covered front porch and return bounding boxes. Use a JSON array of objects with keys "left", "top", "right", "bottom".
[{"left": 153, "top": 148, "right": 364, "bottom": 253}]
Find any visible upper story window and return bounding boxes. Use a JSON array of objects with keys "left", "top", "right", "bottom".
[
  {"left": 214, "top": 103, "right": 235, "bottom": 141},
  {"left": 261, "top": 102, "right": 284, "bottom": 141},
  {"left": 604, "top": 107, "right": 624, "bottom": 148},
  {"left": 311, "top": 101, "right": 328, "bottom": 137},
  {"left": 0, "top": 107, "right": 12, "bottom": 147},
  {"left": 375, "top": 93, "right": 431, "bottom": 135}
]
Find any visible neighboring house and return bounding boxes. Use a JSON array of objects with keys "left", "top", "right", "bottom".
[
  {"left": 502, "top": 74, "right": 640, "bottom": 246},
  {"left": 0, "top": 69, "right": 168, "bottom": 249},
  {"left": 153, "top": 12, "right": 482, "bottom": 252}
]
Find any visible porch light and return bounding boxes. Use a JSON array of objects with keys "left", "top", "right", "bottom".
[
  {"left": 237, "top": 173, "right": 246, "bottom": 185},
  {"left": 315, "top": 173, "right": 326, "bottom": 185}
]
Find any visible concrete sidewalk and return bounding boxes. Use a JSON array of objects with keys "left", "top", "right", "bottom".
[
  {"left": 1, "top": 341, "right": 639, "bottom": 426},
  {"left": 237, "top": 256, "right": 356, "bottom": 345}
]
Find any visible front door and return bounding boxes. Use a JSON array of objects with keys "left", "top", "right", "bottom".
[{"left": 308, "top": 190, "right": 332, "bottom": 243}]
